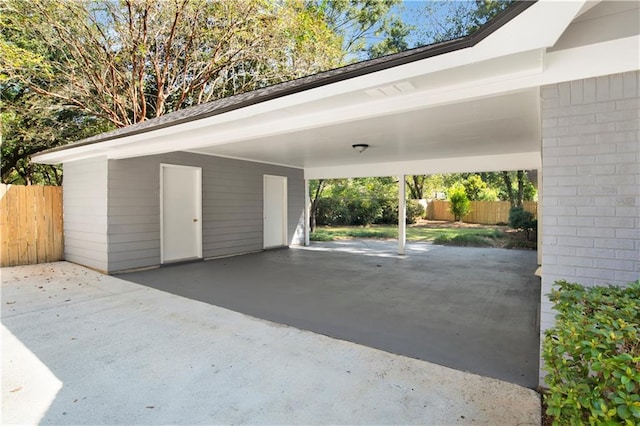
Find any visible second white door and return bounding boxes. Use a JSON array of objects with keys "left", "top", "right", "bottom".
[{"left": 263, "top": 175, "right": 287, "bottom": 248}]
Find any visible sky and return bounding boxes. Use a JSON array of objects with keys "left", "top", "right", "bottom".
[{"left": 389, "top": 1, "right": 478, "bottom": 49}]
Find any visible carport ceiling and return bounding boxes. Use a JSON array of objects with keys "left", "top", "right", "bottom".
[{"left": 188, "top": 89, "right": 540, "bottom": 169}]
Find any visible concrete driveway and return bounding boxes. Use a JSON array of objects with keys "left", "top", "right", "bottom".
[
  {"left": 123, "top": 241, "right": 541, "bottom": 388},
  {"left": 1, "top": 261, "right": 540, "bottom": 425}
]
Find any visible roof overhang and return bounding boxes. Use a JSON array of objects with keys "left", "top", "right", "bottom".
[{"left": 32, "top": 0, "right": 640, "bottom": 178}]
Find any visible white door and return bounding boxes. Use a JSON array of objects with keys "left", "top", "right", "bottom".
[
  {"left": 263, "top": 175, "right": 287, "bottom": 248},
  {"left": 161, "top": 164, "right": 202, "bottom": 262}
]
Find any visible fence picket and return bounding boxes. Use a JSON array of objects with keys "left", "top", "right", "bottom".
[
  {"left": 426, "top": 200, "right": 537, "bottom": 225},
  {"left": 0, "top": 184, "right": 64, "bottom": 267}
]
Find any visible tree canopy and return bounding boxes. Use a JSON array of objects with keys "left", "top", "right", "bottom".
[{"left": 1, "top": 0, "right": 515, "bottom": 185}]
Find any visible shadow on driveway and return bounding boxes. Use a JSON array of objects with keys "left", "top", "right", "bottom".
[{"left": 121, "top": 241, "right": 541, "bottom": 388}]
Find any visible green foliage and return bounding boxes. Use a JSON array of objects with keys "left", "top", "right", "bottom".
[
  {"left": 462, "top": 174, "right": 489, "bottom": 201},
  {"left": 543, "top": 280, "right": 640, "bottom": 425},
  {"left": 310, "top": 226, "right": 397, "bottom": 241},
  {"left": 508, "top": 206, "right": 537, "bottom": 241},
  {"left": 432, "top": 233, "right": 494, "bottom": 247},
  {"left": 448, "top": 183, "right": 470, "bottom": 221},
  {"left": 1, "top": 0, "right": 347, "bottom": 182},
  {"left": 313, "top": 0, "right": 408, "bottom": 60},
  {"left": 379, "top": 199, "right": 425, "bottom": 225},
  {"left": 407, "top": 200, "right": 426, "bottom": 223},
  {"left": 310, "top": 224, "right": 503, "bottom": 243},
  {"left": 315, "top": 197, "right": 423, "bottom": 227}
]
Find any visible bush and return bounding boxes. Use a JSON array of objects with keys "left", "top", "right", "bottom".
[
  {"left": 432, "top": 234, "right": 493, "bottom": 247},
  {"left": 508, "top": 206, "right": 537, "bottom": 240},
  {"left": 448, "top": 184, "right": 470, "bottom": 221},
  {"left": 377, "top": 199, "right": 424, "bottom": 225},
  {"left": 543, "top": 280, "right": 640, "bottom": 425},
  {"left": 317, "top": 197, "right": 424, "bottom": 226}
]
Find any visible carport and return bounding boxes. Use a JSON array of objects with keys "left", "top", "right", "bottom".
[
  {"left": 121, "top": 241, "right": 541, "bottom": 388},
  {"left": 31, "top": 0, "right": 640, "bottom": 389}
]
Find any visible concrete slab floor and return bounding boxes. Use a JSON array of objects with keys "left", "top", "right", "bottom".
[
  {"left": 123, "top": 241, "right": 541, "bottom": 388},
  {"left": 1, "top": 261, "right": 540, "bottom": 425}
]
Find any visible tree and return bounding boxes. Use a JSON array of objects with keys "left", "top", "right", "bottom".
[
  {"left": 448, "top": 183, "right": 470, "bottom": 222},
  {"left": 1, "top": 3, "right": 112, "bottom": 183},
  {"left": 1, "top": 0, "right": 345, "bottom": 183},
  {"left": 405, "top": 174, "right": 448, "bottom": 200},
  {"left": 309, "top": 179, "right": 326, "bottom": 232},
  {"left": 501, "top": 170, "right": 531, "bottom": 207},
  {"left": 2, "top": 0, "right": 343, "bottom": 128},
  {"left": 462, "top": 174, "right": 487, "bottom": 201},
  {"left": 310, "top": 0, "right": 410, "bottom": 60},
  {"left": 415, "top": 0, "right": 514, "bottom": 44},
  {"left": 1, "top": 85, "right": 110, "bottom": 184}
]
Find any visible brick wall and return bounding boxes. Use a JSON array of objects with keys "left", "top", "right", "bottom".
[{"left": 540, "top": 71, "right": 640, "bottom": 385}]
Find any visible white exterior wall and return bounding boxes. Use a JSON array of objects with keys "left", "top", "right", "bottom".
[
  {"left": 62, "top": 156, "right": 109, "bottom": 272},
  {"left": 107, "top": 152, "right": 305, "bottom": 273},
  {"left": 540, "top": 71, "right": 640, "bottom": 384}
]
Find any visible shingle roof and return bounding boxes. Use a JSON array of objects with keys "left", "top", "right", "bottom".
[{"left": 40, "top": 1, "right": 534, "bottom": 155}]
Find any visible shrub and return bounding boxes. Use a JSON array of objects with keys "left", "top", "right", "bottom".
[
  {"left": 543, "top": 280, "right": 640, "bottom": 425},
  {"left": 316, "top": 197, "right": 425, "bottom": 226},
  {"left": 448, "top": 184, "right": 470, "bottom": 221},
  {"left": 407, "top": 200, "right": 426, "bottom": 224},
  {"left": 374, "top": 199, "right": 425, "bottom": 225},
  {"left": 347, "top": 198, "right": 381, "bottom": 226},
  {"left": 508, "top": 206, "right": 537, "bottom": 240},
  {"left": 433, "top": 234, "right": 493, "bottom": 247}
]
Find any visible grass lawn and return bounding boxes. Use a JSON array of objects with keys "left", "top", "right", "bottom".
[{"left": 311, "top": 220, "right": 537, "bottom": 249}]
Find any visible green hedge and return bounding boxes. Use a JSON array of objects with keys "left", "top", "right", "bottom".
[
  {"left": 543, "top": 280, "right": 640, "bottom": 425},
  {"left": 315, "top": 198, "right": 424, "bottom": 226}
]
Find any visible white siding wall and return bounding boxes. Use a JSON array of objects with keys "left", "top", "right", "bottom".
[
  {"left": 62, "top": 156, "right": 109, "bottom": 272},
  {"left": 540, "top": 71, "right": 640, "bottom": 385},
  {"left": 107, "top": 152, "right": 305, "bottom": 272}
]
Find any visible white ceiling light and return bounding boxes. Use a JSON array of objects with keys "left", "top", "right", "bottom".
[{"left": 352, "top": 143, "right": 369, "bottom": 153}]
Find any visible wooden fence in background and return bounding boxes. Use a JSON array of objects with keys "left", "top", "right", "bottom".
[
  {"left": 1, "top": 184, "right": 63, "bottom": 267},
  {"left": 426, "top": 200, "right": 537, "bottom": 225}
]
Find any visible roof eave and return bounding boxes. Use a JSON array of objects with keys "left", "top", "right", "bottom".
[{"left": 33, "top": 1, "right": 536, "bottom": 161}]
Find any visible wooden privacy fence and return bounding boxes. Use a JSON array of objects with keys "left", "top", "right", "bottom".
[
  {"left": 426, "top": 200, "right": 537, "bottom": 225},
  {"left": 1, "top": 184, "right": 63, "bottom": 267}
]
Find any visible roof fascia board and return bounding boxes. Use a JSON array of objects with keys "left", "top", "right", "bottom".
[
  {"left": 474, "top": 0, "right": 587, "bottom": 58},
  {"left": 304, "top": 152, "right": 542, "bottom": 179},
  {"left": 541, "top": 35, "right": 640, "bottom": 85}
]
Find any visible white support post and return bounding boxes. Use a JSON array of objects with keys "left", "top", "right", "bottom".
[
  {"left": 537, "top": 168, "right": 542, "bottom": 266},
  {"left": 398, "top": 174, "right": 406, "bottom": 255},
  {"left": 304, "top": 179, "right": 311, "bottom": 246}
]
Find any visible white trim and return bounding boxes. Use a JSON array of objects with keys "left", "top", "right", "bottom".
[
  {"left": 263, "top": 174, "right": 288, "bottom": 249},
  {"left": 183, "top": 150, "right": 304, "bottom": 170},
  {"left": 304, "top": 152, "right": 542, "bottom": 180},
  {"left": 304, "top": 179, "right": 310, "bottom": 246},
  {"left": 160, "top": 163, "right": 202, "bottom": 263},
  {"left": 398, "top": 175, "right": 406, "bottom": 256}
]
